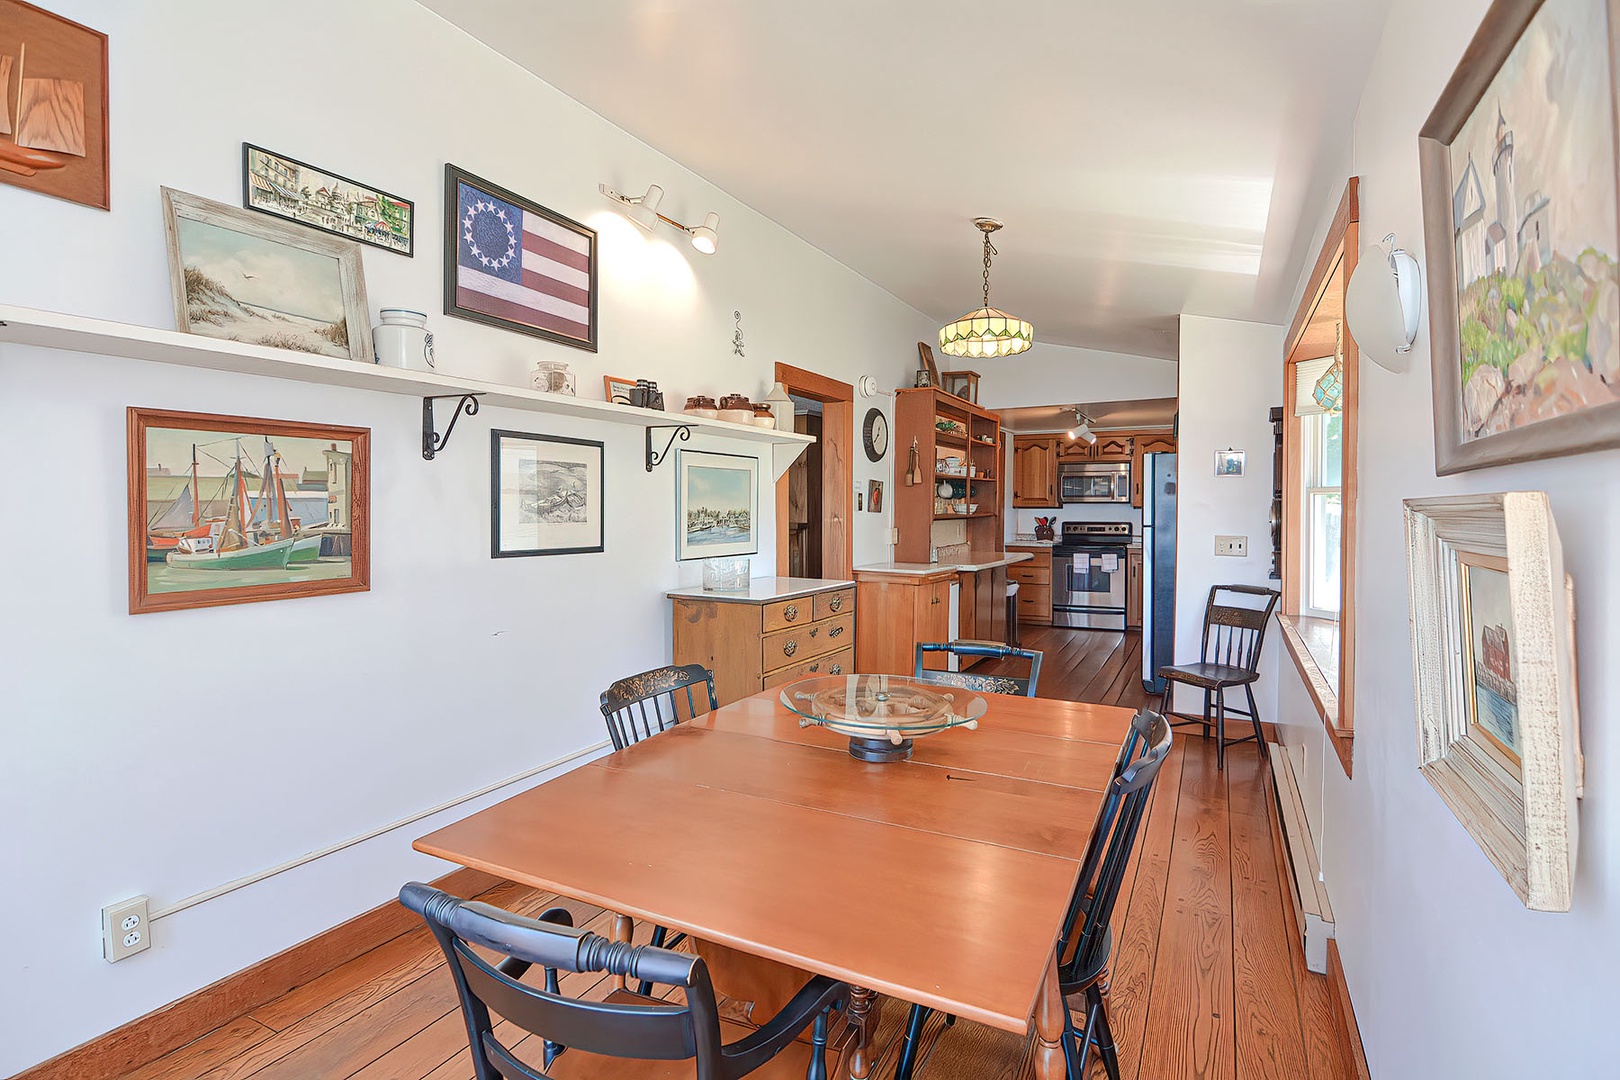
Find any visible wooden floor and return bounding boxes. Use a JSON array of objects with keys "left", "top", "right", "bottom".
[{"left": 115, "top": 626, "right": 1350, "bottom": 1080}]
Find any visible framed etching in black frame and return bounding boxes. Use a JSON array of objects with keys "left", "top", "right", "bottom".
[
  {"left": 490, "top": 430, "right": 605, "bottom": 558},
  {"left": 445, "top": 164, "right": 599, "bottom": 351}
]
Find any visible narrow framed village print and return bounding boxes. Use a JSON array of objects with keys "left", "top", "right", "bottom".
[
  {"left": 128, "top": 408, "right": 371, "bottom": 615},
  {"left": 1403, "top": 491, "right": 1582, "bottom": 910},
  {"left": 490, "top": 429, "right": 604, "bottom": 558},
  {"left": 1417, "top": 0, "right": 1620, "bottom": 473},
  {"left": 162, "top": 187, "right": 374, "bottom": 363},
  {"left": 444, "top": 164, "right": 598, "bottom": 351},
  {"left": 0, "top": 0, "right": 109, "bottom": 209},
  {"left": 676, "top": 450, "right": 758, "bottom": 561},
  {"left": 243, "top": 143, "right": 414, "bottom": 256}
]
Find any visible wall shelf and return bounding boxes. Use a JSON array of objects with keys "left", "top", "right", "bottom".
[{"left": 0, "top": 305, "right": 814, "bottom": 478}]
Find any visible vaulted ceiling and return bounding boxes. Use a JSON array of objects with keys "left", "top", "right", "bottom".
[{"left": 421, "top": 0, "right": 1390, "bottom": 361}]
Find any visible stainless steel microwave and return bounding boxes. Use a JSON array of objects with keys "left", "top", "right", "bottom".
[{"left": 1059, "top": 461, "right": 1130, "bottom": 503}]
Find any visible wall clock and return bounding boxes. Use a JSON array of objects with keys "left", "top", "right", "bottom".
[{"left": 862, "top": 407, "right": 889, "bottom": 462}]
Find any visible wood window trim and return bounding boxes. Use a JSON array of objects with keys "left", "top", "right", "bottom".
[
  {"left": 773, "top": 363, "right": 854, "bottom": 578},
  {"left": 1281, "top": 177, "right": 1359, "bottom": 776}
]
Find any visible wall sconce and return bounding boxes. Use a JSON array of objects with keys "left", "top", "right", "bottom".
[
  {"left": 600, "top": 183, "right": 721, "bottom": 255},
  {"left": 1345, "top": 233, "right": 1423, "bottom": 372}
]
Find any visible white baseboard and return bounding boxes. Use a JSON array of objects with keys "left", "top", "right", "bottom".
[{"left": 1269, "top": 742, "right": 1335, "bottom": 974}]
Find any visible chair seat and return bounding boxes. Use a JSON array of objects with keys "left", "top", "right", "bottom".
[
  {"left": 548, "top": 990, "right": 824, "bottom": 1080},
  {"left": 1156, "top": 661, "right": 1260, "bottom": 689}
]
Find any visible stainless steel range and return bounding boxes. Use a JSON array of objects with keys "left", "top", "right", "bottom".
[{"left": 1052, "top": 520, "right": 1132, "bottom": 630}]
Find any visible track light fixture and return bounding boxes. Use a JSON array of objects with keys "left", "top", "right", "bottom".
[
  {"left": 1066, "top": 407, "right": 1097, "bottom": 444},
  {"left": 600, "top": 183, "right": 721, "bottom": 255}
]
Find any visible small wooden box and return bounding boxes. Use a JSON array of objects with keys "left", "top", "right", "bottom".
[{"left": 940, "top": 370, "right": 980, "bottom": 403}]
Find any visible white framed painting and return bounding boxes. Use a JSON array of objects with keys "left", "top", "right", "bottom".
[
  {"left": 676, "top": 450, "right": 758, "bottom": 561},
  {"left": 1403, "top": 491, "right": 1583, "bottom": 910},
  {"left": 490, "top": 430, "right": 604, "bottom": 558}
]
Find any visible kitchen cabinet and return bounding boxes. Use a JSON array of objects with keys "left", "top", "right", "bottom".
[
  {"left": 1012, "top": 436, "right": 1059, "bottom": 508},
  {"left": 893, "top": 388, "right": 1007, "bottom": 562},
  {"left": 1126, "top": 548, "right": 1144, "bottom": 628},
  {"left": 1006, "top": 546, "right": 1054, "bottom": 625},
  {"left": 1130, "top": 430, "right": 1177, "bottom": 508},
  {"left": 853, "top": 567, "right": 954, "bottom": 675},
  {"left": 1091, "top": 433, "right": 1135, "bottom": 461},
  {"left": 956, "top": 564, "right": 1009, "bottom": 663},
  {"left": 669, "top": 579, "right": 856, "bottom": 707}
]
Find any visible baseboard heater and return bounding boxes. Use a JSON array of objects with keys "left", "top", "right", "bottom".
[{"left": 1268, "top": 743, "right": 1335, "bottom": 974}]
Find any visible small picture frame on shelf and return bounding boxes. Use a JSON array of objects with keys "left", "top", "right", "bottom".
[
  {"left": 1214, "top": 449, "right": 1245, "bottom": 476},
  {"left": 603, "top": 375, "right": 635, "bottom": 404},
  {"left": 490, "top": 430, "right": 605, "bottom": 558}
]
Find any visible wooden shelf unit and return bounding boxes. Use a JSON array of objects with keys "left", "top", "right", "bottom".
[{"left": 893, "top": 388, "right": 1006, "bottom": 563}]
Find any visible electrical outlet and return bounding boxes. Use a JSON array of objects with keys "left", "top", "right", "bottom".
[
  {"left": 103, "top": 896, "right": 151, "bottom": 962},
  {"left": 1215, "top": 535, "right": 1247, "bottom": 557}
]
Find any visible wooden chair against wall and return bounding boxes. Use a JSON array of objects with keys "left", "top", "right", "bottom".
[
  {"left": 893, "top": 710, "right": 1173, "bottom": 1080},
  {"left": 600, "top": 663, "right": 718, "bottom": 750},
  {"left": 400, "top": 882, "right": 848, "bottom": 1080},
  {"left": 1155, "top": 584, "right": 1280, "bottom": 770},
  {"left": 911, "top": 640, "right": 1043, "bottom": 697}
]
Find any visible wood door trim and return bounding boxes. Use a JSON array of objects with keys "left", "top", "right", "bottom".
[
  {"left": 1284, "top": 178, "right": 1359, "bottom": 363},
  {"left": 774, "top": 363, "right": 854, "bottom": 578},
  {"left": 14, "top": 866, "right": 502, "bottom": 1080}
]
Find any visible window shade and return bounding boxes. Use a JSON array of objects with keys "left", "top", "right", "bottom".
[{"left": 1294, "top": 355, "right": 1335, "bottom": 417}]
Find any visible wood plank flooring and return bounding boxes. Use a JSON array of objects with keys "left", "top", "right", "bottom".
[{"left": 112, "top": 626, "right": 1350, "bottom": 1080}]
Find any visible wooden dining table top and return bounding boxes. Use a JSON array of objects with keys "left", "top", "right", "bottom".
[{"left": 413, "top": 686, "right": 1133, "bottom": 1035}]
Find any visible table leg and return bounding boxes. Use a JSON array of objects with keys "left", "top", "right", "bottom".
[
  {"left": 1032, "top": 950, "right": 1067, "bottom": 1080},
  {"left": 845, "top": 985, "right": 876, "bottom": 1080},
  {"left": 611, "top": 913, "right": 633, "bottom": 991}
]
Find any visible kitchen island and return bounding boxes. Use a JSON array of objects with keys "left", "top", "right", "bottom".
[{"left": 852, "top": 551, "right": 1031, "bottom": 674}]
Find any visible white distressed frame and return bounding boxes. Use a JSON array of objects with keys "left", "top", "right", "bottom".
[
  {"left": 1403, "top": 492, "right": 1582, "bottom": 910},
  {"left": 161, "top": 186, "right": 374, "bottom": 365}
]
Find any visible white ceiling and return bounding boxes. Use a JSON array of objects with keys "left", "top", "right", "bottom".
[{"left": 422, "top": 0, "right": 1389, "bottom": 360}]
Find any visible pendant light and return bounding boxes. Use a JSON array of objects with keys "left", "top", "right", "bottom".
[
  {"left": 1312, "top": 322, "right": 1345, "bottom": 413},
  {"left": 939, "top": 217, "right": 1034, "bottom": 359}
]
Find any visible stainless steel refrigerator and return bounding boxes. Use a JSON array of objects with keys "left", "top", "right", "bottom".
[{"left": 1141, "top": 452, "right": 1177, "bottom": 695}]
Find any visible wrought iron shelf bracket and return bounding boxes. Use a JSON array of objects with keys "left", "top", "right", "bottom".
[
  {"left": 645, "top": 424, "right": 693, "bottom": 472},
  {"left": 422, "top": 393, "right": 483, "bottom": 460}
]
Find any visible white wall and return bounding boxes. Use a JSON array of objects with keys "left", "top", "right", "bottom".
[
  {"left": 1277, "top": 0, "right": 1620, "bottom": 1075},
  {"left": 1173, "top": 315, "right": 1285, "bottom": 720},
  {"left": 975, "top": 341, "right": 1179, "bottom": 411},
  {"left": 0, "top": 1, "right": 927, "bottom": 1071}
]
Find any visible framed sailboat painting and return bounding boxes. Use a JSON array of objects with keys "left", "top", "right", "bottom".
[{"left": 127, "top": 408, "right": 371, "bottom": 614}]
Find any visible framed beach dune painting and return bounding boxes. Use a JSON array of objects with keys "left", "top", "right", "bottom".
[
  {"left": 1419, "top": 0, "right": 1620, "bottom": 473},
  {"left": 162, "top": 187, "right": 374, "bottom": 364},
  {"left": 128, "top": 408, "right": 371, "bottom": 615}
]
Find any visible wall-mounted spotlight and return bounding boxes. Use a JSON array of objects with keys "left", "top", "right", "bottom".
[
  {"left": 600, "top": 183, "right": 721, "bottom": 254},
  {"left": 1067, "top": 407, "right": 1097, "bottom": 444}
]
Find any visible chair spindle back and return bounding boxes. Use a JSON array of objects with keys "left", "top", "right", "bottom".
[
  {"left": 1199, "top": 585, "right": 1281, "bottom": 674},
  {"left": 913, "top": 640, "right": 1044, "bottom": 697},
  {"left": 600, "top": 664, "right": 719, "bottom": 751}
]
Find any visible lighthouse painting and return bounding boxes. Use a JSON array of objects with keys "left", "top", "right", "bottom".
[
  {"left": 1461, "top": 553, "right": 1520, "bottom": 766},
  {"left": 1443, "top": 0, "right": 1620, "bottom": 444}
]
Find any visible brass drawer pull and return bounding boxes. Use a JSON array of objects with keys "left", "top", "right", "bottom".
[
  {"left": 830, "top": 663, "right": 844, "bottom": 675},
  {"left": 931, "top": 596, "right": 941, "bottom": 605},
  {"left": 784, "top": 604, "right": 799, "bottom": 622},
  {"left": 828, "top": 595, "right": 844, "bottom": 612},
  {"left": 810, "top": 627, "right": 820, "bottom": 637},
  {"left": 809, "top": 662, "right": 820, "bottom": 673},
  {"left": 783, "top": 640, "right": 798, "bottom": 657},
  {"left": 829, "top": 625, "right": 845, "bottom": 638}
]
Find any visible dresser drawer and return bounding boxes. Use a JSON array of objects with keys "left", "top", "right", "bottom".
[
  {"left": 1008, "top": 561, "right": 1051, "bottom": 586},
  {"left": 813, "top": 587, "right": 855, "bottom": 621},
  {"left": 1016, "top": 584, "right": 1052, "bottom": 621},
  {"left": 762, "top": 647, "right": 854, "bottom": 689},
  {"left": 762, "top": 612, "right": 854, "bottom": 671},
  {"left": 763, "top": 596, "right": 814, "bottom": 632}
]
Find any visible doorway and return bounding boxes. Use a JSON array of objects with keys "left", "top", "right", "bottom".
[{"left": 773, "top": 363, "right": 853, "bottom": 579}]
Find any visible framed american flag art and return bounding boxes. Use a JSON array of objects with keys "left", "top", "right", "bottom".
[{"left": 443, "top": 164, "right": 598, "bottom": 351}]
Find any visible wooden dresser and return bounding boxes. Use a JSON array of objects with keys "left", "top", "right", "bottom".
[{"left": 669, "top": 578, "right": 856, "bottom": 707}]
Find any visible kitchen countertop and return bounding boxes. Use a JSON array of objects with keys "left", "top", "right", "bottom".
[
  {"left": 1008, "top": 537, "right": 1142, "bottom": 549},
  {"left": 853, "top": 551, "right": 1033, "bottom": 576},
  {"left": 666, "top": 576, "right": 855, "bottom": 603}
]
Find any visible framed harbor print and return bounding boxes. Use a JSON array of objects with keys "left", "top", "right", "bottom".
[
  {"left": 1418, "top": 0, "right": 1620, "bottom": 473},
  {"left": 1403, "top": 491, "right": 1582, "bottom": 909},
  {"left": 0, "top": 1, "right": 109, "bottom": 209},
  {"left": 161, "top": 187, "right": 374, "bottom": 363},
  {"left": 490, "top": 429, "right": 604, "bottom": 558},
  {"left": 444, "top": 164, "right": 598, "bottom": 351},
  {"left": 128, "top": 408, "right": 371, "bottom": 615},
  {"left": 243, "top": 143, "right": 414, "bottom": 256},
  {"left": 676, "top": 450, "right": 758, "bottom": 561}
]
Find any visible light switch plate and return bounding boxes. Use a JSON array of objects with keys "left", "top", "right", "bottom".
[{"left": 1215, "top": 535, "right": 1247, "bottom": 557}]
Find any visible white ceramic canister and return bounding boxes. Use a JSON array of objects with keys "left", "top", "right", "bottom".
[{"left": 373, "top": 309, "right": 435, "bottom": 370}]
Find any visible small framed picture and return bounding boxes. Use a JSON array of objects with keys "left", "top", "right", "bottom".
[
  {"left": 1214, "top": 449, "right": 1246, "bottom": 476},
  {"left": 603, "top": 375, "right": 635, "bottom": 404},
  {"left": 491, "top": 430, "right": 605, "bottom": 558},
  {"left": 243, "top": 143, "right": 414, "bottom": 256},
  {"left": 676, "top": 450, "right": 758, "bottom": 561},
  {"left": 868, "top": 479, "right": 884, "bottom": 513}
]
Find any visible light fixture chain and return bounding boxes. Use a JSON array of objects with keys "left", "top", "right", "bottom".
[{"left": 982, "top": 233, "right": 994, "bottom": 308}]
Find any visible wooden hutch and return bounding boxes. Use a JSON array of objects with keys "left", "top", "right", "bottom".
[{"left": 892, "top": 387, "right": 1006, "bottom": 562}]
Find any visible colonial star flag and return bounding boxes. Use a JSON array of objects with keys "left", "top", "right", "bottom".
[{"left": 451, "top": 174, "right": 596, "bottom": 350}]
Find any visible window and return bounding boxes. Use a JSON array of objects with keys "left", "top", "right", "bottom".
[{"left": 1301, "top": 408, "right": 1342, "bottom": 619}]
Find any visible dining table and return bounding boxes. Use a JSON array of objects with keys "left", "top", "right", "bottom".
[{"left": 413, "top": 678, "right": 1134, "bottom": 1080}]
